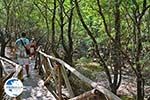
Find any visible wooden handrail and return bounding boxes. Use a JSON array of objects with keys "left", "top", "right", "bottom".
[
  {"left": 0, "top": 56, "right": 22, "bottom": 78},
  {"left": 37, "top": 49, "right": 75, "bottom": 98},
  {"left": 37, "top": 49, "right": 121, "bottom": 100},
  {"left": 0, "top": 60, "right": 8, "bottom": 75},
  {"left": 69, "top": 89, "right": 99, "bottom": 100}
]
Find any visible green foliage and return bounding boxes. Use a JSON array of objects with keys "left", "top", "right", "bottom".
[
  {"left": 0, "top": 0, "right": 149, "bottom": 98},
  {"left": 120, "top": 96, "right": 135, "bottom": 100},
  {"left": 76, "top": 57, "right": 103, "bottom": 79},
  {"left": 77, "top": 57, "right": 91, "bottom": 63}
]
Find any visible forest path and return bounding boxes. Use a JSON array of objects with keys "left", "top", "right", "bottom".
[
  {"left": 20, "top": 60, "right": 56, "bottom": 100},
  {"left": 4, "top": 47, "right": 55, "bottom": 100}
]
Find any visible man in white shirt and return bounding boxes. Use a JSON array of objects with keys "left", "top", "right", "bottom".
[{"left": 16, "top": 32, "right": 30, "bottom": 80}]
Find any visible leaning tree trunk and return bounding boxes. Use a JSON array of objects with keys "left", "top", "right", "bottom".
[{"left": 75, "top": 0, "right": 112, "bottom": 86}]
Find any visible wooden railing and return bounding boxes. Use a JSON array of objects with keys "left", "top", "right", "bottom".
[
  {"left": 0, "top": 47, "right": 121, "bottom": 100},
  {"left": 0, "top": 56, "right": 23, "bottom": 100},
  {"left": 36, "top": 47, "right": 121, "bottom": 100}
]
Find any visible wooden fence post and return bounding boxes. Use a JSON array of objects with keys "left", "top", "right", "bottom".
[
  {"left": 0, "top": 60, "right": 3, "bottom": 78},
  {"left": 47, "top": 58, "right": 56, "bottom": 82},
  {"left": 38, "top": 54, "right": 43, "bottom": 75},
  {"left": 0, "top": 60, "right": 3, "bottom": 99},
  {"left": 61, "top": 66, "right": 74, "bottom": 98},
  {"left": 0, "top": 78, "right": 2, "bottom": 99},
  {"left": 38, "top": 50, "right": 121, "bottom": 100},
  {"left": 57, "top": 63, "right": 63, "bottom": 100}
]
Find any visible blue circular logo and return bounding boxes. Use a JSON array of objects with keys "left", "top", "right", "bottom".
[{"left": 4, "top": 78, "right": 23, "bottom": 97}]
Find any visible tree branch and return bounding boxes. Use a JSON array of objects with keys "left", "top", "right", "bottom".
[
  {"left": 139, "top": 5, "right": 150, "bottom": 21},
  {"left": 96, "top": 0, "right": 115, "bottom": 42}
]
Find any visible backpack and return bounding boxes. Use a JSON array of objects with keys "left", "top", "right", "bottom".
[{"left": 20, "top": 39, "right": 30, "bottom": 55}]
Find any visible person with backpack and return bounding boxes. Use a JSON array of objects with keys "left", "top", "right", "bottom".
[{"left": 16, "top": 32, "right": 30, "bottom": 80}]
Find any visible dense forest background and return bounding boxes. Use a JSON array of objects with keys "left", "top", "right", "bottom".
[{"left": 0, "top": 0, "right": 149, "bottom": 100}]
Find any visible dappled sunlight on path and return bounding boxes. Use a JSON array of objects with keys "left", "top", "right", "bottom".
[
  {"left": 21, "top": 60, "right": 56, "bottom": 100},
  {"left": 4, "top": 47, "right": 56, "bottom": 100}
]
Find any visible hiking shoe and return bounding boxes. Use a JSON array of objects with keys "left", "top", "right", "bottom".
[
  {"left": 27, "top": 74, "right": 30, "bottom": 77},
  {"left": 20, "top": 79, "right": 24, "bottom": 82}
]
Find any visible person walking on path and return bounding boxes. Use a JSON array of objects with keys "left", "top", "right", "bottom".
[{"left": 15, "top": 32, "right": 30, "bottom": 80}]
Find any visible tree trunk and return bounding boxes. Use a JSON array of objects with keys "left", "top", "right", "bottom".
[
  {"left": 137, "top": 72, "right": 144, "bottom": 100},
  {"left": 65, "top": 0, "right": 74, "bottom": 66},
  {"left": 51, "top": 0, "right": 59, "bottom": 58},
  {"left": 111, "top": 0, "right": 122, "bottom": 94},
  {"left": 59, "top": 0, "right": 68, "bottom": 53},
  {"left": 0, "top": 43, "right": 5, "bottom": 57},
  {"left": 75, "top": 0, "right": 112, "bottom": 85},
  {"left": 136, "top": 21, "right": 144, "bottom": 100}
]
